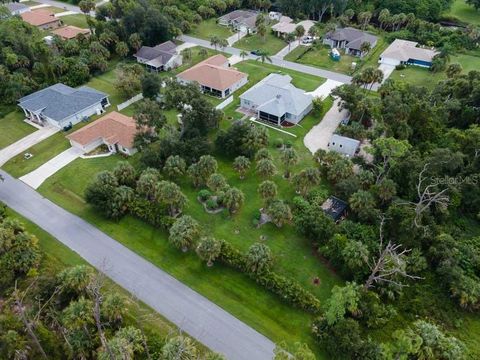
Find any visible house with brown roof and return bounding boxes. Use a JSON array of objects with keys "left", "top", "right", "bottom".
[
  {"left": 176, "top": 55, "right": 248, "bottom": 98},
  {"left": 21, "top": 9, "right": 61, "bottom": 30},
  {"left": 52, "top": 26, "right": 91, "bottom": 40},
  {"left": 67, "top": 112, "right": 138, "bottom": 155}
]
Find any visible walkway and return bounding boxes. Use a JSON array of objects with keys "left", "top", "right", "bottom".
[
  {"left": 0, "top": 171, "right": 276, "bottom": 360},
  {"left": 304, "top": 99, "right": 348, "bottom": 154},
  {"left": 179, "top": 35, "right": 353, "bottom": 84},
  {"left": 0, "top": 126, "right": 59, "bottom": 167},
  {"left": 273, "top": 41, "right": 300, "bottom": 59},
  {"left": 20, "top": 147, "right": 83, "bottom": 189}
]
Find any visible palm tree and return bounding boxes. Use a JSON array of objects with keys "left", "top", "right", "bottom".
[
  {"left": 246, "top": 243, "right": 272, "bottom": 274},
  {"left": 233, "top": 156, "right": 251, "bottom": 179},
  {"left": 257, "top": 180, "right": 278, "bottom": 207},
  {"left": 198, "top": 47, "right": 208, "bottom": 58},
  {"left": 196, "top": 237, "right": 222, "bottom": 267},
  {"left": 281, "top": 147, "right": 298, "bottom": 178},
  {"left": 256, "top": 158, "right": 277, "bottom": 178},
  {"left": 285, "top": 33, "right": 295, "bottom": 51},
  {"left": 223, "top": 187, "right": 245, "bottom": 215},
  {"left": 218, "top": 38, "right": 229, "bottom": 51},
  {"left": 266, "top": 200, "right": 292, "bottom": 228},
  {"left": 168, "top": 215, "right": 200, "bottom": 252},
  {"left": 183, "top": 48, "right": 192, "bottom": 63},
  {"left": 239, "top": 50, "right": 249, "bottom": 60},
  {"left": 256, "top": 50, "right": 272, "bottom": 64},
  {"left": 257, "top": 23, "right": 267, "bottom": 42},
  {"left": 294, "top": 25, "right": 305, "bottom": 44},
  {"left": 359, "top": 41, "right": 371, "bottom": 57},
  {"left": 378, "top": 9, "right": 390, "bottom": 30},
  {"left": 210, "top": 35, "right": 220, "bottom": 51}
]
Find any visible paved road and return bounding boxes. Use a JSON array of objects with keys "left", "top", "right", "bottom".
[
  {"left": 20, "top": 147, "right": 83, "bottom": 189},
  {"left": 180, "top": 35, "right": 353, "bottom": 84},
  {"left": 0, "top": 126, "right": 59, "bottom": 166},
  {"left": 0, "top": 171, "right": 275, "bottom": 360}
]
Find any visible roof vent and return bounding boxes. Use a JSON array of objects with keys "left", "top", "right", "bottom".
[{"left": 276, "top": 94, "right": 282, "bottom": 99}]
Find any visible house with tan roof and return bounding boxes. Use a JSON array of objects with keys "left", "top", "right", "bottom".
[
  {"left": 176, "top": 55, "right": 248, "bottom": 98},
  {"left": 271, "top": 19, "right": 315, "bottom": 37},
  {"left": 379, "top": 39, "right": 438, "bottom": 68},
  {"left": 52, "top": 26, "right": 91, "bottom": 40},
  {"left": 21, "top": 9, "right": 61, "bottom": 30},
  {"left": 67, "top": 111, "right": 138, "bottom": 155}
]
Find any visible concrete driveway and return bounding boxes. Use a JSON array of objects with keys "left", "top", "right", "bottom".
[
  {"left": 378, "top": 63, "right": 396, "bottom": 82},
  {"left": 0, "top": 171, "right": 276, "bottom": 360},
  {"left": 273, "top": 41, "right": 300, "bottom": 59},
  {"left": 304, "top": 99, "right": 348, "bottom": 154},
  {"left": 306, "top": 79, "right": 344, "bottom": 100},
  {"left": 0, "top": 126, "right": 59, "bottom": 166},
  {"left": 227, "top": 31, "right": 246, "bottom": 46},
  {"left": 20, "top": 147, "right": 83, "bottom": 189}
]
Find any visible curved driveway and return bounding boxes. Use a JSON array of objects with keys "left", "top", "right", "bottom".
[{"left": 0, "top": 171, "right": 275, "bottom": 360}]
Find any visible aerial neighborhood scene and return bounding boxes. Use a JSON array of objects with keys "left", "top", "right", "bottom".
[{"left": 0, "top": 0, "right": 479, "bottom": 358}]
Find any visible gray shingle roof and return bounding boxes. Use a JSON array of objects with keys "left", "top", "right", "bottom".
[
  {"left": 240, "top": 74, "right": 312, "bottom": 117},
  {"left": 134, "top": 41, "right": 178, "bottom": 65},
  {"left": 18, "top": 83, "right": 107, "bottom": 123},
  {"left": 5, "top": 2, "right": 29, "bottom": 12},
  {"left": 325, "top": 27, "right": 378, "bottom": 50}
]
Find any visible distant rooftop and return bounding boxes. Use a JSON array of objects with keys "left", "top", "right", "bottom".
[
  {"left": 381, "top": 39, "right": 437, "bottom": 62},
  {"left": 325, "top": 27, "right": 378, "bottom": 50},
  {"left": 52, "top": 25, "right": 91, "bottom": 39},
  {"left": 134, "top": 41, "right": 178, "bottom": 67},
  {"left": 21, "top": 9, "right": 58, "bottom": 26}
]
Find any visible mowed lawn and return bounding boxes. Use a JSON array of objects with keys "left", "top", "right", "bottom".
[
  {"left": 445, "top": 0, "right": 480, "bottom": 25},
  {"left": 189, "top": 18, "right": 234, "bottom": 40},
  {"left": 235, "top": 29, "right": 286, "bottom": 55},
  {"left": 0, "top": 110, "right": 35, "bottom": 149},
  {"left": 389, "top": 53, "right": 480, "bottom": 87},
  {"left": 38, "top": 97, "right": 340, "bottom": 357},
  {"left": 34, "top": 6, "right": 67, "bottom": 13},
  {"left": 285, "top": 38, "right": 388, "bottom": 75},
  {"left": 60, "top": 14, "right": 91, "bottom": 28}
]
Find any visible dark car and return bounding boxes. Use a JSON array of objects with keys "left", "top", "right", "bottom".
[{"left": 250, "top": 50, "right": 260, "bottom": 56}]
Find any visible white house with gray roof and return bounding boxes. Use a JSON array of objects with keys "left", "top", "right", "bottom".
[
  {"left": 379, "top": 39, "right": 437, "bottom": 68},
  {"left": 327, "top": 134, "right": 360, "bottom": 157},
  {"left": 218, "top": 9, "right": 258, "bottom": 34},
  {"left": 134, "top": 41, "right": 182, "bottom": 72},
  {"left": 18, "top": 84, "right": 110, "bottom": 129},
  {"left": 323, "top": 27, "right": 378, "bottom": 57},
  {"left": 4, "top": 2, "right": 30, "bottom": 15},
  {"left": 240, "top": 74, "right": 313, "bottom": 126}
]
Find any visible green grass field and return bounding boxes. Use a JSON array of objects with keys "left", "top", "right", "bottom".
[
  {"left": 0, "top": 110, "right": 35, "bottom": 149},
  {"left": 189, "top": 18, "right": 234, "bottom": 40},
  {"left": 389, "top": 53, "right": 480, "bottom": 87},
  {"left": 445, "top": 0, "right": 480, "bottom": 25},
  {"left": 37, "top": 85, "right": 338, "bottom": 356},
  {"left": 285, "top": 38, "right": 388, "bottom": 75},
  {"left": 235, "top": 29, "right": 287, "bottom": 55},
  {"left": 60, "top": 14, "right": 91, "bottom": 28},
  {"left": 34, "top": 6, "right": 67, "bottom": 13}
]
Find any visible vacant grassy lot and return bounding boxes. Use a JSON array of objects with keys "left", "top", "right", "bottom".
[
  {"left": 38, "top": 95, "right": 338, "bottom": 357},
  {"left": 0, "top": 110, "right": 35, "bottom": 149},
  {"left": 235, "top": 29, "right": 286, "bottom": 55},
  {"left": 285, "top": 38, "right": 388, "bottom": 75},
  {"left": 189, "top": 18, "right": 234, "bottom": 40},
  {"left": 445, "top": 0, "right": 480, "bottom": 25},
  {"left": 60, "top": 14, "right": 90, "bottom": 28}
]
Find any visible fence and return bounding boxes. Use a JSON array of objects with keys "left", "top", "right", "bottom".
[
  {"left": 117, "top": 93, "right": 144, "bottom": 111},
  {"left": 215, "top": 96, "right": 234, "bottom": 110}
]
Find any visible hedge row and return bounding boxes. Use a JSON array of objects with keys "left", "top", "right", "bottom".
[{"left": 219, "top": 241, "right": 321, "bottom": 313}]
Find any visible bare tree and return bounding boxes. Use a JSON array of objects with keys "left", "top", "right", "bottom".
[
  {"left": 364, "top": 216, "right": 421, "bottom": 290},
  {"left": 87, "top": 272, "right": 115, "bottom": 360},
  {"left": 400, "top": 163, "right": 450, "bottom": 228},
  {"left": 12, "top": 281, "right": 48, "bottom": 359}
]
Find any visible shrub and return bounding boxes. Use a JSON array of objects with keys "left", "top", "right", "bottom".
[
  {"left": 274, "top": 138, "right": 284, "bottom": 148},
  {"left": 285, "top": 140, "right": 293, "bottom": 148},
  {"left": 198, "top": 189, "right": 211, "bottom": 201},
  {"left": 395, "top": 64, "right": 406, "bottom": 70},
  {"left": 206, "top": 198, "right": 218, "bottom": 210}
]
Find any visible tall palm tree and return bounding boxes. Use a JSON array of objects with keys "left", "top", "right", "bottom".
[
  {"left": 359, "top": 41, "right": 371, "bottom": 57},
  {"left": 285, "top": 33, "right": 295, "bottom": 51},
  {"left": 256, "top": 50, "right": 272, "bottom": 64},
  {"left": 210, "top": 35, "right": 220, "bottom": 51},
  {"left": 239, "top": 50, "right": 249, "bottom": 60}
]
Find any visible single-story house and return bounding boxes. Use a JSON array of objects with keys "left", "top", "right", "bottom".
[
  {"left": 218, "top": 9, "right": 258, "bottom": 33},
  {"left": 21, "top": 9, "right": 61, "bottom": 29},
  {"left": 5, "top": 2, "right": 30, "bottom": 15},
  {"left": 177, "top": 54, "right": 248, "bottom": 98},
  {"left": 271, "top": 19, "right": 315, "bottom": 37},
  {"left": 321, "top": 196, "right": 348, "bottom": 222},
  {"left": 379, "top": 39, "right": 437, "bottom": 68},
  {"left": 323, "top": 27, "right": 378, "bottom": 57},
  {"left": 51, "top": 25, "right": 91, "bottom": 40},
  {"left": 67, "top": 111, "right": 137, "bottom": 155},
  {"left": 18, "top": 83, "right": 110, "bottom": 128},
  {"left": 327, "top": 134, "right": 360, "bottom": 157},
  {"left": 134, "top": 40, "right": 183, "bottom": 72},
  {"left": 240, "top": 73, "right": 313, "bottom": 126}
]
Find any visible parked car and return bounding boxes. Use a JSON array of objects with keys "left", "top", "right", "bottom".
[
  {"left": 250, "top": 49, "right": 260, "bottom": 56},
  {"left": 63, "top": 123, "right": 73, "bottom": 132},
  {"left": 302, "top": 36, "right": 314, "bottom": 44}
]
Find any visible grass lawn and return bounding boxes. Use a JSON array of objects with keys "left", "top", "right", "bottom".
[
  {"left": 34, "top": 6, "right": 67, "bottom": 13},
  {"left": 37, "top": 96, "right": 339, "bottom": 357},
  {"left": 60, "top": 14, "right": 91, "bottom": 28},
  {"left": 444, "top": 0, "right": 480, "bottom": 25},
  {"left": 389, "top": 53, "right": 480, "bottom": 88},
  {"left": 235, "top": 29, "right": 286, "bottom": 55},
  {"left": 189, "top": 18, "right": 234, "bottom": 40},
  {"left": 285, "top": 38, "right": 388, "bottom": 75},
  {"left": 3, "top": 208, "right": 211, "bottom": 354},
  {"left": 0, "top": 110, "right": 36, "bottom": 149}
]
